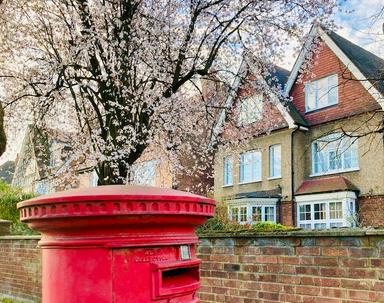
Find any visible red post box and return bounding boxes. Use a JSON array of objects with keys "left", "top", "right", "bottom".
[{"left": 17, "top": 185, "right": 215, "bottom": 303}]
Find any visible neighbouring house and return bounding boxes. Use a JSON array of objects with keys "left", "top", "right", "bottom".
[
  {"left": 12, "top": 126, "right": 97, "bottom": 194},
  {"left": 213, "top": 25, "right": 384, "bottom": 228}
]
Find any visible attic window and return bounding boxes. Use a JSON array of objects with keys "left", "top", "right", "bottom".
[
  {"left": 238, "top": 96, "right": 263, "bottom": 125},
  {"left": 305, "top": 74, "right": 338, "bottom": 112}
]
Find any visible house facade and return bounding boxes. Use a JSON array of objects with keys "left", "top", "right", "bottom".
[{"left": 214, "top": 26, "right": 384, "bottom": 228}]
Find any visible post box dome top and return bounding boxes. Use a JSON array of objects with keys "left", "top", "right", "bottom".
[{"left": 18, "top": 185, "right": 215, "bottom": 208}]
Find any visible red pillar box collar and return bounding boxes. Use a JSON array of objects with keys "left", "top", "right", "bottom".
[{"left": 18, "top": 185, "right": 215, "bottom": 303}]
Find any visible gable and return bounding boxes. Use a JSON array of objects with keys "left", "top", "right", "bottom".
[
  {"left": 290, "top": 42, "right": 381, "bottom": 126},
  {"left": 221, "top": 76, "right": 289, "bottom": 142}
]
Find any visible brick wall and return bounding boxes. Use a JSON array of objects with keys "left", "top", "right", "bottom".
[
  {"left": 290, "top": 42, "right": 380, "bottom": 126},
  {"left": 359, "top": 195, "right": 384, "bottom": 228},
  {"left": 3, "top": 231, "right": 384, "bottom": 303},
  {"left": 197, "top": 230, "right": 384, "bottom": 303},
  {"left": 0, "top": 236, "right": 41, "bottom": 302}
]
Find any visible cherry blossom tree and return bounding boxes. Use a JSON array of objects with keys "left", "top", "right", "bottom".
[{"left": 0, "top": 0, "right": 337, "bottom": 185}]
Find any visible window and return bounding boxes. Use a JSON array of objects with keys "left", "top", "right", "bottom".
[
  {"left": 240, "top": 151, "right": 262, "bottom": 183},
  {"left": 223, "top": 156, "right": 233, "bottom": 186},
  {"left": 229, "top": 203, "right": 276, "bottom": 224},
  {"left": 297, "top": 192, "right": 357, "bottom": 229},
  {"left": 269, "top": 144, "right": 281, "bottom": 178},
  {"left": 312, "top": 133, "right": 358, "bottom": 175},
  {"left": 305, "top": 74, "right": 338, "bottom": 112},
  {"left": 131, "top": 160, "right": 157, "bottom": 186},
  {"left": 89, "top": 170, "right": 98, "bottom": 187},
  {"left": 238, "top": 96, "right": 263, "bottom": 125}
]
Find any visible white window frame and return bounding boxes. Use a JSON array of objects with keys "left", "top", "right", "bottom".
[
  {"left": 296, "top": 191, "right": 357, "bottom": 229},
  {"left": 223, "top": 156, "right": 233, "bottom": 187},
  {"left": 239, "top": 151, "right": 262, "bottom": 184},
  {"left": 269, "top": 144, "right": 282, "bottom": 179},
  {"left": 238, "top": 95, "right": 263, "bottom": 126},
  {"left": 228, "top": 198, "right": 277, "bottom": 224},
  {"left": 311, "top": 133, "right": 359, "bottom": 176},
  {"left": 305, "top": 74, "right": 338, "bottom": 112}
]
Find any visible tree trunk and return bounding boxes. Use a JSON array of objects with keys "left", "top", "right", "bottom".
[{"left": 0, "top": 104, "right": 6, "bottom": 157}]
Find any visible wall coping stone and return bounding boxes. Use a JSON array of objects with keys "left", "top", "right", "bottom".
[
  {"left": 0, "top": 235, "right": 41, "bottom": 240},
  {"left": 198, "top": 228, "right": 384, "bottom": 238}
]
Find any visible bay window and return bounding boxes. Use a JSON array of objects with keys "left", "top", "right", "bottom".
[
  {"left": 229, "top": 199, "right": 277, "bottom": 224},
  {"left": 296, "top": 192, "right": 357, "bottom": 229},
  {"left": 240, "top": 151, "right": 262, "bottom": 183},
  {"left": 312, "top": 133, "right": 358, "bottom": 175}
]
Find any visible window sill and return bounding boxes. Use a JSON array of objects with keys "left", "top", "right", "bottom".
[
  {"left": 238, "top": 180, "right": 262, "bottom": 185},
  {"left": 268, "top": 176, "right": 282, "bottom": 180},
  {"left": 309, "top": 167, "right": 360, "bottom": 177},
  {"left": 305, "top": 103, "right": 338, "bottom": 114},
  {"left": 222, "top": 184, "right": 233, "bottom": 188}
]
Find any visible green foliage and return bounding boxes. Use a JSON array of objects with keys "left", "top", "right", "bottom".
[
  {"left": 197, "top": 214, "right": 292, "bottom": 235},
  {"left": 0, "top": 298, "right": 26, "bottom": 303},
  {"left": 0, "top": 181, "right": 37, "bottom": 235}
]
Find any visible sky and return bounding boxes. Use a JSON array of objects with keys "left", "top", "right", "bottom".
[{"left": 0, "top": 0, "right": 383, "bottom": 166}]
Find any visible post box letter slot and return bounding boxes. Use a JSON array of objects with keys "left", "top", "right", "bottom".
[{"left": 152, "top": 259, "right": 201, "bottom": 299}]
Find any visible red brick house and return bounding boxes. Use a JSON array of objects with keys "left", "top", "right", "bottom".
[{"left": 214, "top": 25, "right": 384, "bottom": 228}]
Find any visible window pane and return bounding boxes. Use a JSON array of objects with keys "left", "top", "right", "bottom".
[
  {"left": 317, "top": 77, "right": 328, "bottom": 108},
  {"left": 238, "top": 96, "right": 263, "bottom": 125},
  {"left": 240, "top": 151, "right": 261, "bottom": 183},
  {"left": 252, "top": 206, "right": 262, "bottom": 222},
  {"left": 305, "top": 82, "right": 316, "bottom": 111},
  {"left": 223, "top": 156, "right": 233, "bottom": 185},
  {"left": 264, "top": 206, "right": 275, "bottom": 222},
  {"left": 328, "top": 74, "right": 338, "bottom": 105},
  {"left": 314, "top": 203, "right": 326, "bottom": 220},
  {"left": 299, "top": 204, "right": 311, "bottom": 221},
  {"left": 314, "top": 223, "right": 327, "bottom": 229},
  {"left": 132, "top": 160, "right": 157, "bottom": 186},
  {"left": 330, "top": 202, "right": 342, "bottom": 219},
  {"left": 330, "top": 222, "right": 343, "bottom": 228},
  {"left": 231, "top": 207, "right": 239, "bottom": 222},
  {"left": 312, "top": 133, "right": 358, "bottom": 174},
  {"left": 240, "top": 206, "right": 247, "bottom": 222},
  {"left": 269, "top": 145, "right": 281, "bottom": 177}
]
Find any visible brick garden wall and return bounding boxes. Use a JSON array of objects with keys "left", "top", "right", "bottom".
[
  {"left": 197, "top": 230, "right": 384, "bottom": 303},
  {"left": 0, "top": 236, "right": 41, "bottom": 302},
  {"left": 2, "top": 231, "right": 384, "bottom": 302}
]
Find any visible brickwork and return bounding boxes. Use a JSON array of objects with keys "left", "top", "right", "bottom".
[
  {"left": 0, "top": 236, "right": 41, "bottom": 302},
  {"left": 359, "top": 195, "right": 384, "bottom": 228},
  {"left": 290, "top": 42, "right": 380, "bottom": 126},
  {"left": 3, "top": 232, "right": 384, "bottom": 303},
  {"left": 197, "top": 230, "right": 384, "bottom": 303},
  {"left": 279, "top": 201, "right": 294, "bottom": 227}
]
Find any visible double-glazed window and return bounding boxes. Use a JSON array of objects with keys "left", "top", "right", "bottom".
[
  {"left": 230, "top": 204, "right": 276, "bottom": 224},
  {"left": 223, "top": 156, "right": 233, "bottom": 186},
  {"left": 238, "top": 96, "right": 263, "bottom": 125},
  {"left": 298, "top": 200, "right": 351, "bottom": 229},
  {"left": 269, "top": 144, "right": 281, "bottom": 178},
  {"left": 312, "top": 133, "right": 358, "bottom": 175},
  {"left": 240, "top": 151, "right": 262, "bottom": 183},
  {"left": 305, "top": 74, "right": 338, "bottom": 112}
]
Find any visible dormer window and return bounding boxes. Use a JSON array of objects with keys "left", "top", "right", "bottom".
[
  {"left": 238, "top": 96, "right": 263, "bottom": 125},
  {"left": 305, "top": 74, "right": 338, "bottom": 112}
]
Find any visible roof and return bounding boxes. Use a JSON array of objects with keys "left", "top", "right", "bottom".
[
  {"left": 327, "top": 30, "right": 384, "bottom": 93},
  {"left": 234, "top": 188, "right": 282, "bottom": 199},
  {"left": 295, "top": 176, "right": 359, "bottom": 196},
  {"left": 285, "top": 25, "right": 384, "bottom": 110}
]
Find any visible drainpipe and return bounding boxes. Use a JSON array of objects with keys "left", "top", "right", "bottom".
[
  {"left": 291, "top": 126, "right": 298, "bottom": 227},
  {"left": 291, "top": 125, "right": 309, "bottom": 227}
]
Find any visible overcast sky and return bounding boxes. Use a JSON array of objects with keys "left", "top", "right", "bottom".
[{"left": 1, "top": 1, "right": 383, "bottom": 166}]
